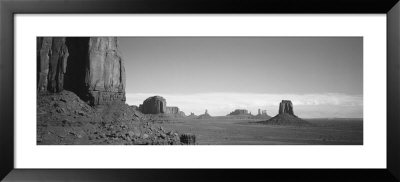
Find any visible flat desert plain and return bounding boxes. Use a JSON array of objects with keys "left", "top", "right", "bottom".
[{"left": 157, "top": 118, "right": 363, "bottom": 145}]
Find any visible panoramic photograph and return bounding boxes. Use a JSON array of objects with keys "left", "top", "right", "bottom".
[{"left": 37, "top": 37, "right": 363, "bottom": 145}]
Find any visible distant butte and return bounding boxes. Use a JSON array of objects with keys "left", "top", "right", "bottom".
[
  {"left": 258, "top": 100, "right": 310, "bottom": 126},
  {"left": 228, "top": 109, "right": 250, "bottom": 116},
  {"left": 279, "top": 100, "right": 295, "bottom": 115},
  {"left": 139, "top": 96, "right": 186, "bottom": 117},
  {"left": 197, "top": 109, "right": 212, "bottom": 119}
]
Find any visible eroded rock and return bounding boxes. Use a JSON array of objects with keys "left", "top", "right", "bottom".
[
  {"left": 228, "top": 109, "right": 249, "bottom": 115},
  {"left": 37, "top": 37, "right": 126, "bottom": 106},
  {"left": 37, "top": 37, "right": 69, "bottom": 93},
  {"left": 279, "top": 100, "right": 295, "bottom": 115},
  {"left": 259, "top": 100, "right": 309, "bottom": 126},
  {"left": 180, "top": 133, "right": 196, "bottom": 145},
  {"left": 140, "top": 96, "right": 167, "bottom": 114}
]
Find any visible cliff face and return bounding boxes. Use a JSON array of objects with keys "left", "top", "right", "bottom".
[
  {"left": 85, "top": 37, "right": 126, "bottom": 105},
  {"left": 37, "top": 37, "right": 69, "bottom": 93},
  {"left": 37, "top": 37, "right": 126, "bottom": 106},
  {"left": 279, "top": 100, "right": 294, "bottom": 115},
  {"left": 166, "top": 107, "right": 179, "bottom": 114},
  {"left": 166, "top": 107, "right": 186, "bottom": 117}
]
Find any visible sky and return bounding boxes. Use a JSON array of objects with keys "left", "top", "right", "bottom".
[{"left": 118, "top": 37, "right": 363, "bottom": 118}]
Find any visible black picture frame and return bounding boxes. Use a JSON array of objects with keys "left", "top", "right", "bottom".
[{"left": 1, "top": 0, "right": 400, "bottom": 181}]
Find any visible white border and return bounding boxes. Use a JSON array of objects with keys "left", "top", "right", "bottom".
[{"left": 15, "top": 14, "right": 386, "bottom": 168}]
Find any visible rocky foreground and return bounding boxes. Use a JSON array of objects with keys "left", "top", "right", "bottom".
[{"left": 37, "top": 91, "right": 193, "bottom": 145}]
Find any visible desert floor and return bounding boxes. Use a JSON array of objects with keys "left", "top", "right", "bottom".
[{"left": 158, "top": 118, "right": 363, "bottom": 145}]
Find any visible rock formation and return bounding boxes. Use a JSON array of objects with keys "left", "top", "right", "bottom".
[
  {"left": 228, "top": 109, "right": 249, "bottom": 116},
  {"left": 139, "top": 97, "right": 186, "bottom": 117},
  {"left": 279, "top": 100, "right": 295, "bottom": 115},
  {"left": 261, "top": 110, "right": 268, "bottom": 115},
  {"left": 140, "top": 96, "right": 167, "bottom": 114},
  {"left": 166, "top": 106, "right": 179, "bottom": 114},
  {"left": 37, "top": 37, "right": 69, "bottom": 93},
  {"left": 36, "top": 37, "right": 191, "bottom": 145},
  {"left": 258, "top": 109, "right": 268, "bottom": 116},
  {"left": 130, "top": 105, "right": 139, "bottom": 110},
  {"left": 252, "top": 108, "right": 272, "bottom": 120},
  {"left": 259, "top": 100, "right": 309, "bottom": 126},
  {"left": 37, "top": 37, "right": 126, "bottom": 106},
  {"left": 197, "top": 109, "right": 212, "bottom": 119},
  {"left": 166, "top": 106, "right": 186, "bottom": 117},
  {"left": 180, "top": 133, "right": 196, "bottom": 145},
  {"left": 178, "top": 111, "right": 186, "bottom": 117},
  {"left": 187, "top": 112, "right": 197, "bottom": 118},
  {"left": 67, "top": 37, "right": 126, "bottom": 105}
]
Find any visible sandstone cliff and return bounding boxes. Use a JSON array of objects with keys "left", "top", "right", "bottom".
[
  {"left": 37, "top": 37, "right": 69, "bottom": 93},
  {"left": 85, "top": 38, "right": 126, "bottom": 105},
  {"left": 37, "top": 37, "right": 126, "bottom": 106}
]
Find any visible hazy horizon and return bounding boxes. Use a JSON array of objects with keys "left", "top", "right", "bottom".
[{"left": 119, "top": 37, "right": 363, "bottom": 118}]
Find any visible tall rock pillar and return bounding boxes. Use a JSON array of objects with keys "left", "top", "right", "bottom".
[
  {"left": 278, "top": 100, "right": 295, "bottom": 115},
  {"left": 84, "top": 37, "right": 126, "bottom": 105}
]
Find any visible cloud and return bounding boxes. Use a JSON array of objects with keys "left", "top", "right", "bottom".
[{"left": 125, "top": 92, "right": 363, "bottom": 118}]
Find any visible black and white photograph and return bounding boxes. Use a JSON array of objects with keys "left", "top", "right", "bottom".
[
  {"left": 37, "top": 37, "right": 363, "bottom": 145},
  {"left": 2, "top": 0, "right": 399, "bottom": 180}
]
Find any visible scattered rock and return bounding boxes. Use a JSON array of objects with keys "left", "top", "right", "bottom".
[
  {"left": 56, "top": 108, "right": 65, "bottom": 113},
  {"left": 77, "top": 111, "right": 85, "bottom": 116},
  {"left": 159, "top": 133, "right": 166, "bottom": 139},
  {"left": 180, "top": 133, "right": 196, "bottom": 145},
  {"left": 128, "top": 131, "right": 135, "bottom": 138}
]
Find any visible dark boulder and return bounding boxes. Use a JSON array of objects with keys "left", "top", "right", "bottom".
[{"left": 180, "top": 133, "right": 196, "bottom": 145}]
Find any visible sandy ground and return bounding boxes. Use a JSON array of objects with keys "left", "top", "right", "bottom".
[{"left": 158, "top": 118, "right": 363, "bottom": 145}]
